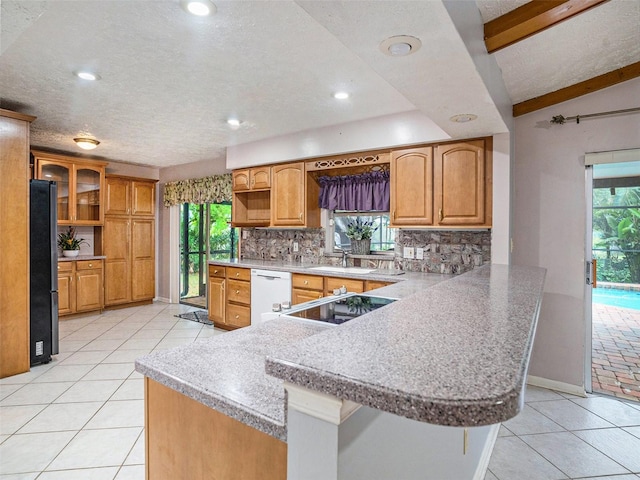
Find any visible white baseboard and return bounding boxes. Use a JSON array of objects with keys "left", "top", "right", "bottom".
[
  {"left": 473, "top": 423, "right": 500, "bottom": 480},
  {"left": 154, "top": 296, "right": 172, "bottom": 304},
  {"left": 527, "top": 375, "right": 586, "bottom": 397}
]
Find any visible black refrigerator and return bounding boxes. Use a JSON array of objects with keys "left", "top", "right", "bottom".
[{"left": 30, "top": 179, "right": 59, "bottom": 365}]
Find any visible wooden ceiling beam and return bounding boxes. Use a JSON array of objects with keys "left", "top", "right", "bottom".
[
  {"left": 484, "top": 0, "right": 610, "bottom": 53},
  {"left": 513, "top": 61, "right": 640, "bottom": 117}
]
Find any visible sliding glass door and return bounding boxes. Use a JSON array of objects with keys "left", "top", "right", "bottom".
[{"left": 179, "top": 203, "right": 237, "bottom": 307}]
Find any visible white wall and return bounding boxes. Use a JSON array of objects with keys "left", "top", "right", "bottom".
[
  {"left": 514, "top": 77, "right": 640, "bottom": 388},
  {"left": 226, "top": 110, "right": 448, "bottom": 169}
]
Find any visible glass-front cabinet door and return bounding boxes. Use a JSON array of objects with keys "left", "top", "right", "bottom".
[
  {"left": 75, "top": 167, "right": 103, "bottom": 224},
  {"left": 34, "top": 152, "right": 106, "bottom": 226},
  {"left": 39, "top": 160, "right": 72, "bottom": 223}
]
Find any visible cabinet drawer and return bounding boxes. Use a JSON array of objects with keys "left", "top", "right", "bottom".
[
  {"left": 227, "top": 279, "right": 250, "bottom": 304},
  {"left": 226, "top": 303, "right": 250, "bottom": 328},
  {"left": 325, "top": 277, "right": 364, "bottom": 294},
  {"left": 208, "top": 265, "right": 226, "bottom": 278},
  {"left": 57, "top": 261, "right": 73, "bottom": 272},
  {"left": 365, "top": 280, "right": 392, "bottom": 291},
  {"left": 227, "top": 267, "right": 251, "bottom": 282},
  {"left": 292, "top": 273, "right": 324, "bottom": 291},
  {"left": 76, "top": 260, "right": 103, "bottom": 271}
]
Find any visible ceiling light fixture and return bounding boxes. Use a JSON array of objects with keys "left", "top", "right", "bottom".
[
  {"left": 333, "top": 92, "right": 349, "bottom": 100},
  {"left": 74, "top": 71, "right": 101, "bottom": 81},
  {"left": 227, "top": 118, "right": 241, "bottom": 127},
  {"left": 181, "top": 0, "right": 216, "bottom": 16},
  {"left": 379, "top": 35, "right": 422, "bottom": 57},
  {"left": 449, "top": 114, "right": 478, "bottom": 123},
  {"left": 73, "top": 137, "right": 100, "bottom": 150}
]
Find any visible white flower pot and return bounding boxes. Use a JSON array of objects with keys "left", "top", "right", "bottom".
[{"left": 62, "top": 250, "right": 80, "bottom": 258}]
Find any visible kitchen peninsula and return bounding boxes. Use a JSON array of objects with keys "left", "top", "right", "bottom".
[{"left": 135, "top": 263, "right": 545, "bottom": 480}]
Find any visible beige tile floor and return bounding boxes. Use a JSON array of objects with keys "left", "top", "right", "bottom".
[{"left": 1, "top": 301, "right": 639, "bottom": 479}]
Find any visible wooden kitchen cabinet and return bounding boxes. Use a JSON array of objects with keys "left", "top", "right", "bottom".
[
  {"left": 33, "top": 150, "right": 107, "bottom": 226},
  {"left": 105, "top": 175, "right": 156, "bottom": 216},
  {"left": 271, "top": 162, "right": 320, "bottom": 227},
  {"left": 224, "top": 267, "right": 251, "bottom": 329},
  {"left": 390, "top": 146, "right": 434, "bottom": 227},
  {"left": 365, "top": 280, "right": 392, "bottom": 291},
  {"left": 103, "top": 175, "right": 157, "bottom": 307},
  {"left": 57, "top": 259, "right": 104, "bottom": 316},
  {"left": 145, "top": 378, "right": 286, "bottom": 480},
  {"left": 57, "top": 262, "right": 75, "bottom": 315},
  {"left": 291, "top": 273, "right": 324, "bottom": 305},
  {"left": 75, "top": 260, "right": 103, "bottom": 312},
  {"left": 233, "top": 167, "right": 271, "bottom": 191},
  {"left": 434, "top": 139, "right": 492, "bottom": 227},
  {"left": 390, "top": 139, "right": 492, "bottom": 228},
  {"left": 0, "top": 109, "right": 35, "bottom": 378},
  {"left": 324, "top": 276, "right": 365, "bottom": 296},
  {"left": 207, "top": 266, "right": 251, "bottom": 329},
  {"left": 208, "top": 269, "right": 226, "bottom": 324}
]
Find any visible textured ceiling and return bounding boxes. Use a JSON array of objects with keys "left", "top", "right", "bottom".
[{"left": 1, "top": 0, "right": 638, "bottom": 168}]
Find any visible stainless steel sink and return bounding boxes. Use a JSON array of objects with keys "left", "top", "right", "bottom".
[{"left": 307, "top": 266, "right": 376, "bottom": 274}]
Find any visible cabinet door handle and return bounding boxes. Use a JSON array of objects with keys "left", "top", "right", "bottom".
[
  {"left": 214, "top": 269, "right": 219, "bottom": 274},
  {"left": 235, "top": 314, "right": 240, "bottom": 319},
  {"left": 236, "top": 272, "right": 240, "bottom": 277},
  {"left": 304, "top": 280, "right": 308, "bottom": 285},
  {"left": 439, "top": 208, "right": 443, "bottom": 221},
  {"left": 235, "top": 290, "right": 240, "bottom": 294},
  {"left": 89, "top": 263, "right": 92, "bottom": 268}
]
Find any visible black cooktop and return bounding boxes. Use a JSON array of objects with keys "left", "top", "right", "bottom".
[{"left": 287, "top": 295, "right": 396, "bottom": 325}]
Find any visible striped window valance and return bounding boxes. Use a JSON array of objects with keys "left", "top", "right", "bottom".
[{"left": 163, "top": 174, "right": 233, "bottom": 207}]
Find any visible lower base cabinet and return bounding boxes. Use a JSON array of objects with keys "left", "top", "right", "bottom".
[
  {"left": 145, "top": 378, "right": 286, "bottom": 480},
  {"left": 58, "top": 260, "right": 104, "bottom": 316},
  {"left": 207, "top": 266, "right": 251, "bottom": 329}
]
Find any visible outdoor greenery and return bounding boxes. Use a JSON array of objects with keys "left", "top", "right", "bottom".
[
  {"left": 179, "top": 203, "right": 235, "bottom": 300},
  {"left": 593, "top": 187, "right": 640, "bottom": 283}
]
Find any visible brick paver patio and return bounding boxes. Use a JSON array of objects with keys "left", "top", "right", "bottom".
[{"left": 592, "top": 302, "right": 640, "bottom": 401}]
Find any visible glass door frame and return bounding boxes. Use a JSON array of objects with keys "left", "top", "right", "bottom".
[{"left": 584, "top": 166, "right": 594, "bottom": 393}]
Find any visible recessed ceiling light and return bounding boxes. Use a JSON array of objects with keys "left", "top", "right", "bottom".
[
  {"left": 74, "top": 71, "right": 100, "bottom": 81},
  {"left": 333, "top": 92, "right": 349, "bottom": 100},
  {"left": 449, "top": 114, "right": 478, "bottom": 123},
  {"left": 379, "top": 35, "right": 422, "bottom": 57},
  {"left": 73, "top": 137, "right": 100, "bottom": 150},
  {"left": 227, "top": 118, "right": 241, "bottom": 127},
  {"left": 181, "top": 0, "right": 216, "bottom": 16}
]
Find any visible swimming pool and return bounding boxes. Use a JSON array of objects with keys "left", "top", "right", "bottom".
[{"left": 593, "top": 287, "right": 640, "bottom": 310}]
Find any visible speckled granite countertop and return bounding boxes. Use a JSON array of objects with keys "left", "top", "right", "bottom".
[
  {"left": 136, "top": 263, "right": 545, "bottom": 440},
  {"left": 207, "top": 258, "right": 439, "bottom": 284},
  {"left": 266, "top": 264, "right": 546, "bottom": 427},
  {"left": 58, "top": 255, "right": 106, "bottom": 262},
  {"left": 135, "top": 319, "right": 327, "bottom": 441}
]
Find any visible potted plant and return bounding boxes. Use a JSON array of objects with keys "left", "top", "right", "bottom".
[
  {"left": 57, "top": 226, "right": 89, "bottom": 257},
  {"left": 345, "top": 218, "right": 377, "bottom": 255}
]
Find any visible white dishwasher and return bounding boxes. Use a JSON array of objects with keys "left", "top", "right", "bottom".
[{"left": 250, "top": 269, "right": 292, "bottom": 325}]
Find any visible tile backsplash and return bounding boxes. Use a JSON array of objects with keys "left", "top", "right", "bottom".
[
  {"left": 240, "top": 228, "right": 491, "bottom": 274},
  {"left": 395, "top": 230, "right": 491, "bottom": 274}
]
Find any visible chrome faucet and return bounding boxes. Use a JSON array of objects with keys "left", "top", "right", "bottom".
[{"left": 341, "top": 249, "right": 348, "bottom": 268}]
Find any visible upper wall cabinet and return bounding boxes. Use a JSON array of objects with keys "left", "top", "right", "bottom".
[
  {"left": 271, "top": 162, "right": 320, "bottom": 227},
  {"left": 105, "top": 175, "right": 156, "bottom": 217},
  {"left": 434, "top": 139, "right": 492, "bottom": 228},
  {"left": 390, "top": 138, "right": 492, "bottom": 229},
  {"left": 232, "top": 167, "right": 271, "bottom": 191},
  {"left": 33, "top": 151, "right": 107, "bottom": 226},
  {"left": 390, "top": 147, "right": 434, "bottom": 226}
]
